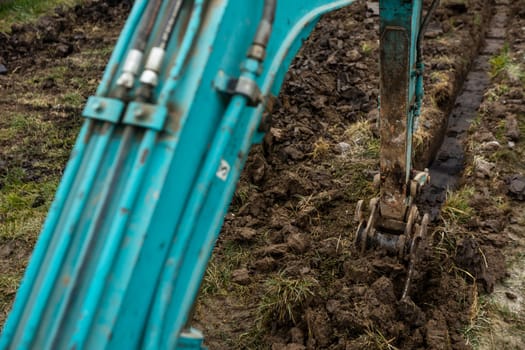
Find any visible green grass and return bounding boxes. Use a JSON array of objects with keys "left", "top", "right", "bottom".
[
  {"left": 0, "top": 167, "right": 57, "bottom": 241},
  {"left": 490, "top": 44, "right": 510, "bottom": 78},
  {"left": 201, "top": 241, "right": 251, "bottom": 297},
  {"left": 256, "top": 272, "right": 317, "bottom": 327},
  {"left": 360, "top": 41, "right": 375, "bottom": 55},
  {"left": 0, "top": 0, "right": 83, "bottom": 32},
  {"left": 488, "top": 43, "right": 524, "bottom": 84},
  {"left": 441, "top": 186, "right": 474, "bottom": 225},
  {"left": 462, "top": 294, "right": 491, "bottom": 348},
  {"left": 361, "top": 326, "right": 400, "bottom": 350}
]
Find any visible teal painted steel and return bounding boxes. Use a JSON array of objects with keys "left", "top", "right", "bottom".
[
  {"left": 83, "top": 96, "right": 126, "bottom": 123},
  {"left": 1, "top": 1, "right": 361, "bottom": 349},
  {"left": 0, "top": 0, "right": 435, "bottom": 347},
  {"left": 378, "top": 0, "right": 423, "bottom": 220}
]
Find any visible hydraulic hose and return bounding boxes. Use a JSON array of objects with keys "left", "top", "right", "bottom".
[
  {"left": 417, "top": 0, "right": 440, "bottom": 62},
  {"left": 134, "top": 0, "right": 163, "bottom": 51},
  {"left": 156, "top": 0, "right": 184, "bottom": 49},
  {"left": 248, "top": 0, "right": 277, "bottom": 62},
  {"left": 136, "top": 0, "right": 184, "bottom": 101},
  {"left": 115, "top": 0, "right": 163, "bottom": 91}
]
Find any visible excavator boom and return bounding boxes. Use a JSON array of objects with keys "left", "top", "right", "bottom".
[{"left": 0, "top": 0, "right": 437, "bottom": 348}]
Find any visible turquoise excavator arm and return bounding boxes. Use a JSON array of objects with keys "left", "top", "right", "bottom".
[{"left": 0, "top": 0, "right": 437, "bottom": 349}]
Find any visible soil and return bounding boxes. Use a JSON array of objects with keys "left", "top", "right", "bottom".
[
  {"left": 194, "top": 1, "right": 520, "bottom": 349},
  {"left": 0, "top": 0, "right": 524, "bottom": 349},
  {"left": 0, "top": 0, "right": 130, "bottom": 324}
]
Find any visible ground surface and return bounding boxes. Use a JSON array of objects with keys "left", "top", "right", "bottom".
[
  {"left": 0, "top": 0, "right": 129, "bottom": 325},
  {"left": 0, "top": 0, "right": 524, "bottom": 349}
]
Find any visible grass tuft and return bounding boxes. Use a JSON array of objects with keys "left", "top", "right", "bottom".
[
  {"left": 257, "top": 272, "right": 317, "bottom": 326},
  {"left": 440, "top": 186, "right": 474, "bottom": 225},
  {"left": 356, "top": 326, "right": 399, "bottom": 350},
  {"left": 0, "top": 0, "right": 83, "bottom": 32},
  {"left": 312, "top": 137, "right": 330, "bottom": 160},
  {"left": 490, "top": 43, "right": 511, "bottom": 78}
]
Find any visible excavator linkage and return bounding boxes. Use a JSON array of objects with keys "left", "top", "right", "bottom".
[
  {"left": 354, "top": 0, "right": 439, "bottom": 301},
  {"left": 0, "top": 0, "right": 438, "bottom": 348}
]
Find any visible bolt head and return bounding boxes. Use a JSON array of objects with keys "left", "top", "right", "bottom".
[
  {"left": 94, "top": 102, "right": 104, "bottom": 112},
  {"left": 134, "top": 107, "right": 144, "bottom": 118}
]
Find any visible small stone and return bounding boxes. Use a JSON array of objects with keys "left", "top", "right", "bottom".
[
  {"left": 346, "top": 48, "right": 362, "bottom": 62},
  {"left": 335, "top": 142, "right": 351, "bottom": 155},
  {"left": 0, "top": 64, "right": 7, "bottom": 75},
  {"left": 474, "top": 158, "right": 495, "bottom": 178},
  {"left": 507, "top": 174, "right": 525, "bottom": 200},
  {"left": 231, "top": 268, "right": 251, "bottom": 285},
  {"left": 508, "top": 141, "right": 516, "bottom": 148},
  {"left": 270, "top": 127, "right": 285, "bottom": 141}
]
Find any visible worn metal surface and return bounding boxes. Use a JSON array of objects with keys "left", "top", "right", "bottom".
[
  {"left": 378, "top": 0, "right": 423, "bottom": 222},
  {"left": 353, "top": 0, "right": 432, "bottom": 301}
]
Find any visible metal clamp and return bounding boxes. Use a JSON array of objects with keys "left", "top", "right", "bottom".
[
  {"left": 214, "top": 71, "right": 262, "bottom": 107},
  {"left": 234, "top": 76, "right": 262, "bottom": 106}
]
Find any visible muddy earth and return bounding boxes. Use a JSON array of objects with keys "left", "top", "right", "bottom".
[
  {"left": 0, "top": 0, "right": 130, "bottom": 323},
  {"left": 0, "top": 0, "right": 523, "bottom": 349}
]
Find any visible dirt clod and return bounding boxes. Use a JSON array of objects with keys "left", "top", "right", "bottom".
[
  {"left": 231, "top": 268, "right": 251, "bottom": 286},
  {"left": 506, "top": 114, "right": 521, "bottom": 141},
  {"left": 507, "top": 174, "right": 525, "bottom": 200}
]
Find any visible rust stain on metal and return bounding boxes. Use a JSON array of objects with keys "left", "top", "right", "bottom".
[
  {"left": 140, "top": 149, "right": 150, "bottom": 164},
  {"left": 166, "top": 102, "right": 182, "bottom": 133},
  {"left": 379, "top": 26, "right": 410, "bottom": 220},
  {"left": 105, "top": 63, "right": 119, "bottom": 93},
  {"left": 84, "top": 121, "right": 95, "bottom": 143},
  {"left": 100, "top": 121, "right": 112, "bottom": 135},
  {"left": 202, "top": 0, "right": 225, "bottom": 30},
  {"left": 62, "top": 275, "right": 71, "bottom": 286}
]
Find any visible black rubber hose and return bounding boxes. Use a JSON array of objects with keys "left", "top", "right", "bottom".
[
  {"left": 417, "top": 0, "right": 440, "bottom": 62},
  {"left": 253, "top": 0, "right": 276, "bottom": 48},
  {"left": 134, "top": 0, "right": 163, "bottom": 51},
  {"left": 156, "top": 0, "right": 184, "bottom": 50},
  {"left": 249, "top": 0, "right": 277, "bottom": 61}
]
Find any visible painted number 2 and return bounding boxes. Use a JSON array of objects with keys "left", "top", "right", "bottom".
[{"left": 216, "top": 159, "right": 231, "bottom": 181}]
